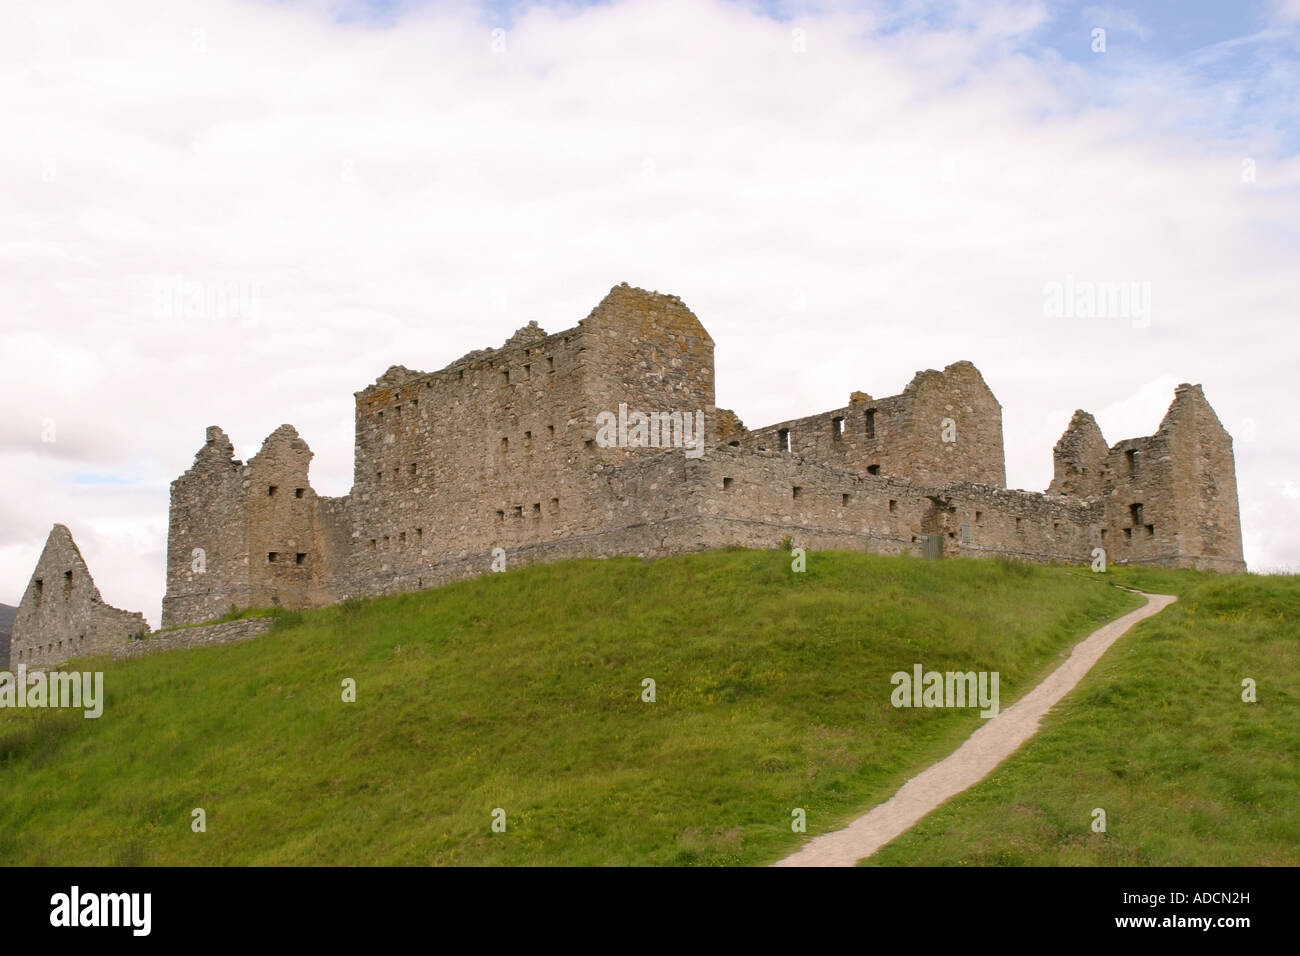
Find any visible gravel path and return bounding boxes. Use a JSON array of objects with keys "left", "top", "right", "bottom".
[{"left": 773, "top": 589, "right": 1177, "bottom": 867}]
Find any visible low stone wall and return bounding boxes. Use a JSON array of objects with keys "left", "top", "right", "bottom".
[{"left": 113, "top": 618, "right": 274, "bottom": 661}]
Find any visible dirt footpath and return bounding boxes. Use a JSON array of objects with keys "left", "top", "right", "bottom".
[{"left": 773, "top": 590, "right": 1177, "bottom": 867}]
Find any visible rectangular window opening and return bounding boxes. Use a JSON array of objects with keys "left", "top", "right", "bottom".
[
  {"left": 889, "top": 499, "right": 898, "bottom": 514},
  {"left": 1130, "top": 503, "right": 1144, "bottom": 526},
  {"left": 778, "top": 428, "right": 791, "bottom": 453},
  {"left": 865, "top": 409, "right": 877, "bottom": 440},
  {"left": 294, "top": 488, "right": 305, "bottom": 498},
  {"left": 267, "top": 552, "right": 278, "bottom": 563},
  {"left": 867, "top": 464, "right": 880, "bottom": 476},
  {"left": 792, "top": 485, "right": 803, "bottom": 499},
  {"left": 295, "top": 553, "right": 306, "bottom": 565},
  {"left": 832, "top": 417, "right": 844, "bottom": 441},
  {"left": 723, "top": 476, "right": 733, "bottom": 490},
  {"left": 268, "top": 485, "right": 278, "bottom": 496}
]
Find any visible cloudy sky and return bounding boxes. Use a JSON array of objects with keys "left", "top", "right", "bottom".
[{"left": 3, "top": 0, "right": 1298, "bottom": 626}]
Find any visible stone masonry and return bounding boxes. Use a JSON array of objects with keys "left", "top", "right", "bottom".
[
  {"left": 154, "top": 281, "right": 1244, "bottom": 627},
  {"left": 12, "top": 281, "right": 1246, "bottom": 659},
  {"left": 9, "top": 525, "right": 149, "bottom": 669},
  {"left": 111, "top": 618, "right": 274, "bottom": 662}
]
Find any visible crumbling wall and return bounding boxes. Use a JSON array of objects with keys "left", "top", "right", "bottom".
[
  {"left": 114, "top": 617, "right": 274, "bottom": 661},
  {"left": 1158, "top": 385, "right": 1244, "bottom": 571},
  {"left": 1044, "top": 385, "right": 1245, "bottom": 573},
  {"left": 740, "top": 361, "right": 1005, "bottom": 488},
  {"left": 161, "top": 427, "right": 251, "bottom": 627},
  {"left": 578, "top": 283, "right": 716, "bottom": 459},
  {"left": 245, "top": 425, "right": 319, "bottom": 610},
  {"left": 938, "top": 483, "right": 1096, "bottom": 564},
  {"left": 337, "top": 284, "right": 718, "bottom": 601},
  {"left": 1088, "top": 385, "right": 1244, "bottom": 572},
  {"left": 346, "top": 315, "right": 596, "bottom": 599},
  {"left": 1048, "top": 410, "right": 1110, "bottom": 499},
  {"left": 10, "top": 525, "right": 149, "bottom": 668}
]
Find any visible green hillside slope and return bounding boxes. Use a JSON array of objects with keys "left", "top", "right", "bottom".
[
  {"left": 867, "top": 568, "right": 1300, "bottom": 866},
  {"left": 1, "top": 550, "right": 1147, "bottom": 866}
]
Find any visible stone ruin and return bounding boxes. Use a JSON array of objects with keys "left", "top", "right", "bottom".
[
  {"left": 11, "top": 282, "right": 1245, "bottom": 666},
  {"left": 8, "top": 525, "right": 148, "bottom": 669}
]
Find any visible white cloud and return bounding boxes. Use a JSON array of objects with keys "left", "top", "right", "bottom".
[{"left": 2, "top": 0, "right": 1297, "bottom": 624}]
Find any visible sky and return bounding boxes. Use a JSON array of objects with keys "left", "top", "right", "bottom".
[{"left": 2, "top": 0, "right": 1298, "bottom": 627}]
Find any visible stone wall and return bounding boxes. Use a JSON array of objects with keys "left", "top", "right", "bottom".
[
  {"left": 740, "top": 361, "right": 1005, "bottom": 488},
  {"left": 161, "top": 427, "right": 252, "bottom": 628},
  {"left": 1048, "top": 410, "right": 1109, "bottom": 499},
  {"left": 162, "top": 424, "right": 350, "bottom": 627},
  {"left": 10, "top": 525, "right": 149, "bottom": 668},
  {"left": 113, "top": 618, "right": 274, "bottom": 661},
  {"left": 1044, "top": 385, "right": 1244, "bottom": 573},
  {"left": 245, "top": 425, "right": 324, "bottom": 611}
]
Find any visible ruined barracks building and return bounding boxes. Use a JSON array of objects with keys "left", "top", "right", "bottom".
[{"left": 9, "top": 283, "right": 1245, "bottom": 668}]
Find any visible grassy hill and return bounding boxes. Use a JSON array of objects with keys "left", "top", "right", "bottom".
[
  {"left": 0, "top": 549, "right": 1202, "bottom": 866},
  {"left": 867, "top": 566, "right": 1300, "bottom": 866}
]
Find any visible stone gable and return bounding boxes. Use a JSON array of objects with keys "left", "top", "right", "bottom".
[{"left": 10, "top": 525, "right": 149, "bottom": 668}]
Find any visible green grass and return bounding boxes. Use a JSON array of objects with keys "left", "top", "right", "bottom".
[
  {"left": 0, "top": 549, "right": 1148, "bottom": 866},
  {"left": 867, "top": 569, "right": 1300, "bottom": 866}
]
